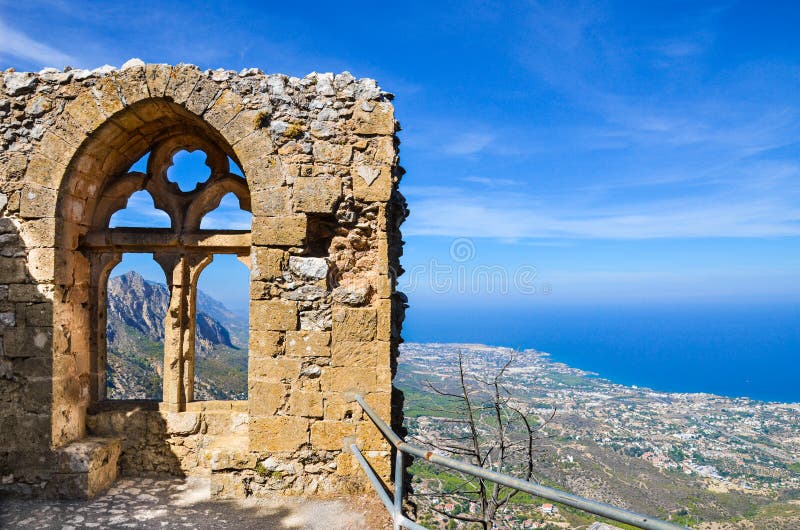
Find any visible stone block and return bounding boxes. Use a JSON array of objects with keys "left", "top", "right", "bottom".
[
  {"left": 93, "top": 77, "right": 125, "bottom": 116},
  {"left": 252, "top": 248, "right": 285, "bottom": 281},
  {"left": 285, "top": 331, "right": 331, "bottom": 357},
  {"left": 185, "top": 75, "right": 220, "bottom": 115},
  {"left": 293, "top": 176, "right": 341, "bottom": 214},
  {"left": 8, "top": 283, "right": 50, "bottom": 302},
  {"left": 60, "top": 195, "right": 86, "bottom": 224},
  {"left": 162, "top": 412, "right": 201, "bottom": 435},
  {"left": 335, "top": 452, "right": 359, "bottom": 476},
  {"left": 242, "top": 163, "right": 289, "bottom": 196},
  {"left": 249, "top": 381, "right": 287, "bottom": 416},
  {"left": 165, "top": 64, "right": 202, "bottom": 104},
  {"left": 249, "top": 416, "right": 309, "bottom": 452},
  {"left": 288, "top": 256, "right": 328, "bottom": 280},
  {"left": 25, "top": 155, "right": 63, "bottom": 189},
  {"left": 372, "top": 136, "right": 396, "bottom": 165},
  {"left": 210, "top": 472, "right": 248, "bottom": 499},
  {"left": 251, "top": 187, "right": 290, "bottom": 216},
  {"left": 24, "top": 303, "right": 52, "bottom": 327},
  {"left": 251, "top": 215, "right": 307, "bottom": 247},
  {"left": 202, "top": 411, "right": 238, "bottom": 436},
  {"left": 331, "top": 307, "right": 377, "bottom": 342},
  {"left": 57, "top": 437, "right": 121, "bottom": 473},
  {"left": 376, "top": 365, "right": 393, "bottom": 389},
  {"left": 221, "top": 109, "right": 259, "bottom": 146},
  {"left": 202, "top": 435, "right": 255, "bottom": 471},
  {"left": 18, "top": 217, "right": 56, "bottom": 248},
  {"left": 41, "top": 129, "right": 76, "bottom": 163},
  {"left": 20, "top": 184, "right": 57, "bottom": 219},
  {"left": 64, "top": 91, "right": 107, "bottom": 133},
  {"left": 376, "top": 298, "right": 392, "bottom": 340},
  {"left": 249, "top": 280, "right": 272, "bottom": 301},
  {"left": 54, "top": 437, "right": 121, "bottom": 499},
  {"left": 352, "top": 165, "right": 392, "bottom": 202},
  {"left": 356, "top": 421, "right": 391, "bottom": 451},
  {"left": 331, "top": 341, "right": 376, "bottom": 367},
  {"left": 0, "top": 257, "right": 26, "bottom": 283},
  {"left": 324, "top": 393, "right": 362, "bottom": 422},
  {"left": 363, "top": 392, "right": 392, "bottom": 422},
  {"left": 354, "top": 101, "right": 395, "bottom": 135},
  {"left": 321, "top": 366, "right": 377, "bottom": 393},
  {"left": 250, "top": 330, "right": 284, "bottom": 357},
  {"left": 287, "top": 390, "right": 324, "bottom": 418},
  {"left": 0, "top": 411, "right": 51, "bottom": 452},
  {"left": 363, "top": 450, "right": 392, "bottom": 481},
  {"left": 114, "top": 65, "right": 150, "bottom": 106},
  {"left": 238, "top": 141, "right": 281, "bottom": 187},
  {"left": 27, "top": 247, "right": 55, "bottom": 283},
  {"left": 251, "top": 299, "right": 298, "bottom": 331},
  {"left": 203, "top": 90, "right": 243, "bottom": 130},
  {"left": 300, "top": 309, "right": 331, "bottom": 332},
  {"left": 144, "top": 63, "right": 173, "bottom": 97},
  {"left": 310, "top": 421, "right": 356, "bottom": 451},
  {"left": 6, "top": 327, "right": 52, "bottom": 358},
  {"left": 312, "top": 142, "right": 352, "bottom": 165},
  {"left": 249, "top": 357, "right": 301, "bottom": 382}
]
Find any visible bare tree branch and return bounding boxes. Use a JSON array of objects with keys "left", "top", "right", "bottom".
[{"left": 412, "top": 350, "right": 555, "bottom": 530}]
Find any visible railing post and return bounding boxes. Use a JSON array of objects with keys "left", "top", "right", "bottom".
[{"left": 394, "top": 448, "right": 404, "bottom": 530}]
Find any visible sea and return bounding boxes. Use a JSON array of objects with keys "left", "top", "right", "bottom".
[{"left": 403, "top": 300, "right": 800, "bottom": 404}]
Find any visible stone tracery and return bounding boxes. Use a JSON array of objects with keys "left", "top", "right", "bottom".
[{"left": 82, "top": 137, "right": 252, "bottom": 410}]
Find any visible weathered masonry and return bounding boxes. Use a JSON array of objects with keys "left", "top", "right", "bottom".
[{"left": 0, "top": 61, "right": 406, "bottom": 498}]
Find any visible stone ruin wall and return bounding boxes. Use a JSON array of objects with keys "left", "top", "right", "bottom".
[{"left": 0, "top": 61, "right": 406, "bottom": 498}]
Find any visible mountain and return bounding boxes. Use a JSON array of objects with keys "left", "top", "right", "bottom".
[{"left": 105, "top": 271, "right": 248, "bottom": 401}]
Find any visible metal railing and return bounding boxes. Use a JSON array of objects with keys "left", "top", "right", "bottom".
[{"left": 349, "top": 394, "right": 689, "bottom": 530}]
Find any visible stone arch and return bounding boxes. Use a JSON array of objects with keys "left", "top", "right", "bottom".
[
  {"left": 4, "top": 64, "right": 403, "bottom": 497},
  {"left": 45, "top": 93, "right": 271, "bottom": 449}
]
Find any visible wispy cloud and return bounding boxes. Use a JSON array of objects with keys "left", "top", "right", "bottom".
[
  {"left": 509, "top": 2, "right": 800, "bottom": 158},
  {"left": 443, "top": 133, "right": 494, "bottom": 156},
  {"left": 0, "top": 17, "right": 76, "bottom": 68},
  {"left": 405, "top": 190, "right": 800, "bottom": 240},
  {"left": 653, "top": 35, "right": 711, "bottom": 59},
  {"left": 404, "top": 155, "right": 800, "bottom": 240},
  {"left": 463, "top": 176, "right": 520, "bottom": 187}
]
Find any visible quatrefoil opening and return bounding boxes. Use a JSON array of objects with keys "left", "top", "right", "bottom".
[{"left": 166, "top": 149, "right": 212, "bottom": 192}]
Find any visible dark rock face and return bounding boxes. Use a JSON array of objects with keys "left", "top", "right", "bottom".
[
  {"left": 107, "top": 271, "right": 169, "bottom": 342},
  {"left": 107, "top": 271, "right": 238, "bottom": 352},
  {"left": 195, "top": 312, "right": 234, "bottom": 352}
]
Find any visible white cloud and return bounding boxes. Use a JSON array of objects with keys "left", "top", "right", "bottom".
[
  {"left": 403, "top": 177, "right": 800, "bottom": 240},
  {"left": 443, "top": 133, "right": 494, "bottom": 156},
  {"left": 463, "top": 176, "right": 519, "bottom": 187},
  {"left": 0, "top": 17, "right": 76, "bottom": 68}
]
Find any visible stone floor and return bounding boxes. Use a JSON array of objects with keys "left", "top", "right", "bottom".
[{"left": 0, "top": 477, "right": 392, "bottom": 529}]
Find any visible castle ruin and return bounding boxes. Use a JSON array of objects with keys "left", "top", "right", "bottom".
[{"left": 0, "top": 60, "right": 406, "bottom": 499}]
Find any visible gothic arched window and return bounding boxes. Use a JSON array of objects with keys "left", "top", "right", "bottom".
[{"left": 82, "top": 135, "right": 251, "bottom": 411}]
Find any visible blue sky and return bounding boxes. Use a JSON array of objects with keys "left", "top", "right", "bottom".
[{"left": 2, "top": 0, "right": 799, "bottom": 312}]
